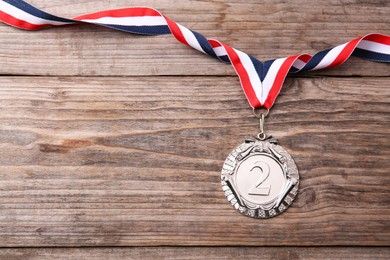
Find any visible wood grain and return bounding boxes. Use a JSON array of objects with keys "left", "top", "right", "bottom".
[
  {"left": 0, "top": 0, "right": 389, "bottom": 77},
  {"left": 0, "top": 247, "right": 389, "bottom": 260},
  {"left": 0, "top": 0, "right": 389, "bottom": 256},
  {"left": 0, "top": 76, "right": 388, "bottom": 247}
]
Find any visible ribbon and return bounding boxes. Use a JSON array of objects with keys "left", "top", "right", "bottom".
[{"left": 1, "top": 0, "right": 389, "bottom": 109}]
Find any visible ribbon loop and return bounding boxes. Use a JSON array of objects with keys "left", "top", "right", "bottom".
[{"left": 1, "top": 0, "right": 389, "bottom": 109}]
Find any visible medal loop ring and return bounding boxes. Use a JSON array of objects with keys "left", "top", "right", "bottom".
[
  {"left": 253, "top": 108, "right": 269, "bottom": 140},
  {"left": 257, "top": 114, "right": 266, "bottom": 140}
]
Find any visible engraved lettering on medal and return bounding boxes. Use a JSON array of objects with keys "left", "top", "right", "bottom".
[
  {"left": 248, "top": 161, "right": 271, "bottom": 196},
  {"left": 235, "top": 153, "right": 286, "bottom": 205}
]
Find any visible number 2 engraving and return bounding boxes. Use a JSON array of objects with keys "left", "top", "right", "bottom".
[{"left": 248, "top": 161, "right": 271, "bottom": 196}]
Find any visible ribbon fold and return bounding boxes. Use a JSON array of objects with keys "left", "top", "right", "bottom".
[{"left": 0, "top": 0, "right": 389, "bottom": 108}]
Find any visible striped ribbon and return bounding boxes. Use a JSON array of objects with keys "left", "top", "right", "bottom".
[{"left": 1, "top": 0, "right": 389, "bottom": 109}]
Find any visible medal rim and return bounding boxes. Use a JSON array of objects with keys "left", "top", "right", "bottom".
[{"left": 221, "top": 137, "right": 299, "bottom": 219}]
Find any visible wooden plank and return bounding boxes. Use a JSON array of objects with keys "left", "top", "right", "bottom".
[
  {"left": 0, "top": 247, "right": 389, "bottom": 260},
  {"left": 0, "top": 76, "right": 388, "bottom": 247},
  {"left": 0, "top": 0, "right": 389, "bottom": 76}
]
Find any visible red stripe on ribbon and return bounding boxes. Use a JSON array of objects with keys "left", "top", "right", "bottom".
[
  {"left": 0, "top": 10, "right": 49, "bottom": 30},
  {"left": 222, "top": 43, "right": 261, "bottom": 108},
  {"left": 164, "top": 16, "right": 188, "bottom": 46},
  {"left": 209, "top": 40, "right": 222, "bottom": 48},
  {"left": 74, "top": 7, "right": 161, "bottom": 20},
  {"left": 264, "top": 56, "right": 299, "bottom": 109},
  {"left": 297, "top": 54, "right": 311, "bottom": 63},
  {"left": 364, "top": 34, "right": 390, "bottom": 45},
  {"left": 328, "top": 37, "right": 362, "bottom": 68}
]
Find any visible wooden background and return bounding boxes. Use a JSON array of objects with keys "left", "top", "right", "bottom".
[{"left": 0, "top": 0, "right": 389, "bottom": 259}]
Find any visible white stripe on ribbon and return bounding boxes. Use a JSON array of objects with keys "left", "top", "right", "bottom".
[
  {"left": 261, "top": 58, "right": 286, "bottom": 103},
  {"left": 0, "top": 0, "right": 72, "bottom": 25},
  {"left": 80, "top": 16, "right": 168, "bottom": 27},
  {"left": 177, "top": 23, "right": 205, "bottom": 54},
  {"left": 357, "top": 40, "right": 390, "bottom": 55},
  {"left": 291, "top": 58, "right": 307, "bottom": 71},
  {"left": 235, "top": 49, "right": 263, "bottom": 103},
  {"left": 312, "top": 42, "right": 348, "bottom": 70},
  {"left": 213, "top": 46, "right": 228, "bottom": 57}
]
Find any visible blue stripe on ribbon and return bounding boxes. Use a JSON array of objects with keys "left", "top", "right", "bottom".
[
  {"left": 191, "top": 30, "right": 217, "bottom": 58},
  {"left": 352, "top": 48, "right": 390, "bottom": 63},
  {"left": 261, "top": 60, "right": 275, "bottom": 81},
  {"left": 98, "top": 24, "right": 171, "bottom": 35},
  {"left": 288, "top": 67, "right": 299, "bottom": 73},
  {"left": 249, "top": 55, "right": 263, "bottom": 80},
  {"left": 218, "top": 55, "right": 230, "bottom": 63},
  {"left": 300, "top": 49, "right": 330, "bottom": 71},
  {"left": 4, "top": 0, "right": 74, "bottom": 23}
]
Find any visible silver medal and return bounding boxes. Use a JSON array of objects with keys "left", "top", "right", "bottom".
[{"left": 221, "top": 110, "right": 299, "bottom": 218}]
